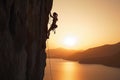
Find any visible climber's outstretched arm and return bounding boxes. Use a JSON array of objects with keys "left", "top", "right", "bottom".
[{"left": 50, "top": 12, "right": 53, "bottom": 18}]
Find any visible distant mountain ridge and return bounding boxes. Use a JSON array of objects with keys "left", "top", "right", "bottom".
[
  {"left": 46, "top": 42, "right": 120, "bottom": 68},
  {"left": 79, "top": 42, "right": 120, "bottom": 58},
  {"left": 46, "top": 48, "right": 79, "bottom": 59},
  {"left": 70, "top": 42, "right": 120, "bottom": 68}
]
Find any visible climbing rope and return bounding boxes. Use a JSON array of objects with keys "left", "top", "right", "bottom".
[{"left": 46, "top": 40, "right": 53, "bottom": 80}]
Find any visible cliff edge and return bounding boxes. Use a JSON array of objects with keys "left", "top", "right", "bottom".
[{"left": 0, "top": 0, "right": 53, "bottom": 80}]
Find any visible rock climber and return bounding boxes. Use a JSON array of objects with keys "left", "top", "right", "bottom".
[{"left": 47, "top": 12, "right": 58, "bottom": 39}]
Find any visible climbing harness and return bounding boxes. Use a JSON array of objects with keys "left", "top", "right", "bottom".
[{"left": 51, "top": 24, "right": 58, "bottom": 34}]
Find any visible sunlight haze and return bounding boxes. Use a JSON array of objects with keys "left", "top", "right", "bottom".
[{"left": 47, "top": 0, "right": 120, "bottom": 50}]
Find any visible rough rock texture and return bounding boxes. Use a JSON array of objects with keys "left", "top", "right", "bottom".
[{"left": 0, "top": 0, "right": 53, "bottom": 80}]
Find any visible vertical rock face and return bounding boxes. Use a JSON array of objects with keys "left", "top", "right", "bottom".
[{"left": 0, "top": 0, "right": 53, "bottom": 80}]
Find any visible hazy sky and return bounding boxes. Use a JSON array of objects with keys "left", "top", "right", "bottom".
[{"left": 47, "top": 0, "right": 120, "bottom": 50}]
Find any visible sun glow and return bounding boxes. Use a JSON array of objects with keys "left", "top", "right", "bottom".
[{"left": 63, "top": 36, "right": 77, "bottom": 47}]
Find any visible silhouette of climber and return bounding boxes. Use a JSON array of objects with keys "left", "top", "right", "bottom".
[{"left": 47, "top": 12, "right": 58, "bottom": 39}]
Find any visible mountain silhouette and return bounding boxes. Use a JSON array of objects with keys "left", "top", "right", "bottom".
[
  {"left": 70, "top": 42, "right": 120, "bottom": 68},
  {"left": 46, "top": 48, "right": 78, "bottom": 59},
  {"left": 47, "top": 42, "right": 120, "bottom": 68}
]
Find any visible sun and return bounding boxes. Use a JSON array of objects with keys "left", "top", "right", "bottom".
[{"left": 63, "top": 36, "right": 77, "bottom": 47}]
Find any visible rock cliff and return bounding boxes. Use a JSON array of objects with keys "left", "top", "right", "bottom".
[{"left": 0, "top": 0, "right": 53, "bottom": 80}]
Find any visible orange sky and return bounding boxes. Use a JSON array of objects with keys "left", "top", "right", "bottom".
[{"left": 47, "top": 0, "right": 120, "bottom": 50}]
